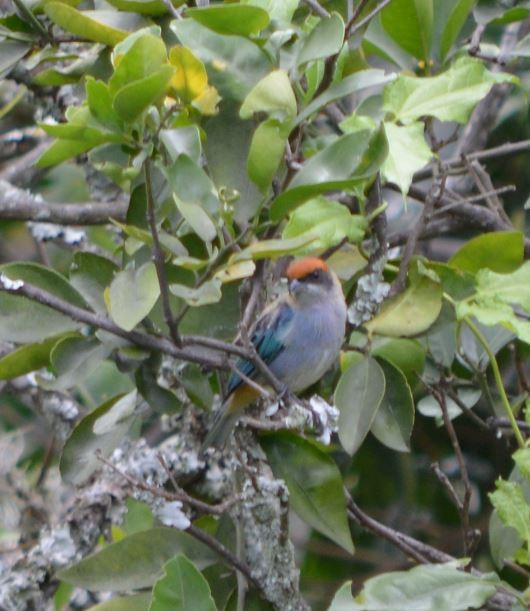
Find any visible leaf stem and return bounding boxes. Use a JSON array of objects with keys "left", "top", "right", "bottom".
[{"left": 463, "top": 316, "right": 525, "bottom": 448}]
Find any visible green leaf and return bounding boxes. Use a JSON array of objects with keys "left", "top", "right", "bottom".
[
  {"left": 171, "top": 20, "right": 271, "bottom": 101},
  {"left": 240, "top": 69, "right": 297, "bottom": 121},
  {"left": 36, "top": 138, "right": 107, "bottom": 168},
  {"left": 282, "top": 196, "right": 367, "bottom": 253},
  {"left": 334, "top": 356, "right": 386, "bottom": 455},
  {"left": 70, "top": 252, "right": 118, "bottom": 314},
  {"left": 160, "top": 126, "right": 202, "bottom": 164},
  {"left": 297, "top": 13, "right": 345, "bottom": 66},
  {"left": 233, "top": 234, "right": 317, "bottom": 261},
  {"left": 381, "top": 121, "right": 433, "bottom": 196},
  {"left": 60, "top": 391, "right": 138, "bottom": 485},
  {"left": 449, "top": 231, "right": 524, "bottom": 274},
  {"left": 371, "top": 358, "right": 414, "bottom": 452},
  {"left": 0, "top": 334, "right": 71, "bottom": 380},
  {"left": 270, "top": 126, "right": 387, "bottom": 220},
  {"left": 58, "top": 528, "right": 215, "bottom": 591},
  {"left": 38, "top": 336, "right": 111, "bottom": 391},
  {"left": 186, "top": 4, "right": 269, "bottom": 37},
  {"left": 261, "top": 432, "right": 354, "bottom": 554},
  {"left": 203, "top": 102, "right": 262, "bottom": 223},
  {"left": 109, "top": 32, "right": 168, "bottom": 93},
  {"left": 174, "top": 196, "right": 217, "bottom": 243},
  {"left": 87, "top": 593, "right": 151, "bottom": 611},
  {"left": 169, "top": 278, "right": 222, "bottom": 306},
  {"left": 439, "top": 0, "right": 477, "bottom": 62},
  {"left": 455, "top": 261, "right": 530, "bottom": 344},
  {"left": 371, "top": 337, "right": 426, "bottom": 386},
  {"left": 86, "top": 78, "right": 123, "bottom": 131},
  {"left": 0, "top": 262, "right": 85, "bottom": 342},
  {"left": 164, "top": 155, "right": 219, "bottom": 217},
  {"left": 353, "top": 563, "right": 498, "bottom": 610},
  {"left": 43, "top": 4, "right": 142, "bottom": 45},
  {"left": 365, "top": 262, "right": 442, "bottom": 337},
  {"left": 383, "top": 57, "right": 517, "bottom": 124},
  {"left": 247, "top": 118, "right": 286, "bottom": 192},
  {"left": 328, "top": 581, "right": 359, "bottom": 610},
  {"left": 108, "top": 262, "right": 160, "bottom": 332},
  {"left": 417, "top": 387, "right": 481, "bottom": 421},
  {"left": 241, "top": 0, "right": 299, "bottom": 23},
  {"left": 149, "top": 554, "right": 216, "bottom": 611},
  {"left": 0, "top": 40, "right": 31, "bottom": 78},
  {"left": 113, "top": 65, "right": 174, "bottom": 122},
  {"left": 513, "top": 448, "right": 530, "bottom": 482},
  {"left": 295, "top": 69, "right": 395, "bottom": 127},
  {"left": 380, "top": 0, "right": 433, "bottom": 61},
  {"left": 489, "top": 479, "right": 530, "bottom": 545}
]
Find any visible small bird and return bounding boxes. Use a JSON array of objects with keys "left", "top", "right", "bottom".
[{"left": 202, "top": 256, "right": 347, "bottom": 449}]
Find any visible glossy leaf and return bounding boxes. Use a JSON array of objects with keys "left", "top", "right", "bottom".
[
  {"left": 455, "top": 261, "right": 530, "bottom": 344},
  {"left": 383, "top": 57, "right": 517, "bottom": 125},
  {"left": 335, "top": 356, "right": 386, "bottom": 455},
  {"left": 104, "top": 0, "right": 169, "bottom": 15},
  {"left": 0, "top": 41, "right": 31, "bottom": 78},
  {"left": 365, "top": 262, "right": 442, "bottom": 337},
  {"left": 352, "top": 563, "right": 498, "bottom": 610},
  {"left": 240, "top": 69, "right": 297, "bottom": 121},
  {"left": 69, "top": 252, "right": 118, "bottom": 314},
  {"left": 371, "top": 358, "right": 414, "bottom": 452},
  {"left": 38, "top": 336, "right": 111, "bottom": 390},
  {"left": 60, "top": 391, "right": 138, "bottom": 485},
  {"left": 371, "top": 337, "right": 426, "bottom": 386},
  {"left": 160, "top": 126, "right": 201, "bottom": 163},
  {"left": 86, "top": 78, "right": 122, "bottom": 131},
  {"left": 489, "top": 480, "right": 530, "bottom": 545},
  {"left": 449, "top": 231, "right": 524, "bottom": 274},
  {"left": 282, "top": 196, "right": 367, "bottom": 253},
  {"left": 174, "top": 196, "right": 217, "bottom": 243},
  {"left": 113, "top": 65, "right": 174, "bottom": 122},
  {"left": 203, "top": 102, "right": 262, "bottom": 223},
  {"left": 297, "top": 13, "right": 345, "bottom": 66},
  {"left": 295, "top": 69, "right": 395, "bottom": 126},
  {"left": 149, "top": 554, "right": 216, "bottom": 611},
  {"left": 169, "top": 46, "right": 208, "bottom": 103},
  {"left": 43, "top": 4, "right": 141, "bottom": 45},
  {"left": 382, "top": 121, "right": 432, "bottom": 196},
  {"left": 439, "top": 0, "right": 477, "bottom": 62},
  {"left": 58, "top": 527, "right": 214, "bottom": 590},
  {"left": 417, "top": 387, "right": 481, "bottom": 421},
  {"left": 169, "top": 278, "right": 222, "bottom": 306},
  {"left": 0, "top": 262, "right": 84, "bottom": 342},
  {"left": 247, "top": 118, "right": 286, "bottom": 192},
  {"left": 186, "top": 4, "right": 269, "bottom": 37},
  {"left": 270, "top": 126, "right": 387, "bottom": 220},
  {"left": 171, "top": 20, "right": 271, "bottom": 101},
  {"left": 380, "top": 0, "right": 433, "bottom": 61},
  {"left": 262, "top": 432, "right": 354, "bottom": 554},
  {"left": 164, "top": 155, "right": 218, "bottom": 216},
  {"left": 108, "top": 262, "right": 160, "bottom": 331},
  {"left": 233, "top": 234, "right": 317, "bottom": 261},
  {"left": 0, "top": 334, "right": 71, "bottom": 380}
]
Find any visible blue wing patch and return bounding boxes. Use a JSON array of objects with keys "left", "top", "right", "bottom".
[{"left": 226, "top": 301, "right": 293, "bottom": 396}]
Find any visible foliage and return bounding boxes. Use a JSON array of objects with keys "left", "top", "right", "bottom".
[{"left": 1, "top": 0, "right": 530, "bottom": 610}]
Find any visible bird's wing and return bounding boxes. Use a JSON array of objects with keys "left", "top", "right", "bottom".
[{"left": 226, "top": 300, "right": 294, "bottom": 396}]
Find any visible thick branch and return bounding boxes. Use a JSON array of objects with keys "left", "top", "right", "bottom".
[{"left": 0, "top": 179, "right": 127, "bottom": 225}]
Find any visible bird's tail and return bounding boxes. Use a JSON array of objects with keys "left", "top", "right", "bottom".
[{"left": 201, "top": 407, "right": 239, "bottom": 451}]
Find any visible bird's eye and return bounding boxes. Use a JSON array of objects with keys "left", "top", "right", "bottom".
[{"left": 309, "top": 270, "right": 321, "bottom": 281}]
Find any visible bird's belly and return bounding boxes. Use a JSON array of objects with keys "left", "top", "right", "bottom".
[{"left": 270, "top": 338, "right": 339, "bottom": 393}]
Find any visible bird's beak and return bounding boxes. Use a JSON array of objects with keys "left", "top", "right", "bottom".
[{"left": 288, "top": 278, "right": 301, "bottom": 295}]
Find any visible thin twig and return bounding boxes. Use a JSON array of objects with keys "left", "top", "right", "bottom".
[
  {"left": 144, "top": 159, "right": 181, "bottom": 347},
  {"left": 96, "top": 452, "right": 258, "bottom": 588},
  {"left": 347, "top": 0, "right": 393, "bottom": 38},
  {"left": 302, "top": 0, "right": 330, "bottom": 17}
]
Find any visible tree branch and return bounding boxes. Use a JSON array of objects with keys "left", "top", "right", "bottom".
[
  {"left": 144, "top": 159, "right": 181, "bottom": 347},
  {"left": 0, "top": 179, "right": 127, "bottom": 225}
]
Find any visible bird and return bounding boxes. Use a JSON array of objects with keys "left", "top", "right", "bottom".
[{"left": 201, "top": 256, "right": 347, "bottom": 449}]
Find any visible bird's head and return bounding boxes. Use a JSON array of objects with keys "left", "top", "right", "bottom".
[{"left": 286, "top": 257, "right": 342, "bottom": 306}]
